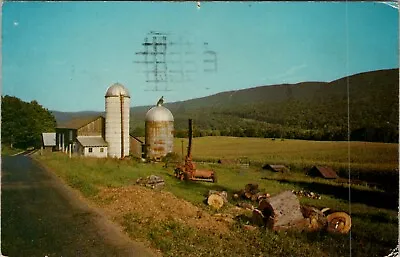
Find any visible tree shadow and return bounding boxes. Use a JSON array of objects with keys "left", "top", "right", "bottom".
[
  {"left": 263, "top": 178, "right": 398, "bottom": 210},
  {"left": 164, "top": 172, "right": 234, "bottom": 194},
  {"left": 352, "top": 212, "right": 398, "bottom": 225}
]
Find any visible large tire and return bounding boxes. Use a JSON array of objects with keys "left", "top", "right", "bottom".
[{"left": 326, "top": 212, "right": 351, "bottom": 234}]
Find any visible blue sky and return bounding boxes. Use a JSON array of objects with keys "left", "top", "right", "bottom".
[{"left": 2, "top": 2, "right": 398, "bottom": 112}]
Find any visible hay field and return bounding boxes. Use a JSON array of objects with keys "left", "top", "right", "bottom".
[{"left": 173, "top": 137, "right": 398, "bottom": 172}]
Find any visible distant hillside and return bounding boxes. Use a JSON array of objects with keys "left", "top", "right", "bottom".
[
  {"left": 51, "top": 68, "right": 399, "bottom": 142},
  {"left": 51, "top": 111, "right": 104, "bottom": 124}
]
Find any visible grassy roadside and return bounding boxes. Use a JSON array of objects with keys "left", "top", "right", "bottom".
[
  {"left": 1, "top": 145, "right": 25, "bottom": 156},
  {"left": 35, "top": 149, "right": 398, "bottom": 257}
]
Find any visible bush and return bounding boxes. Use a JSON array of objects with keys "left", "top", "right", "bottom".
[{"left": 162, "top": 152, "right": 182, "bottom": 167}]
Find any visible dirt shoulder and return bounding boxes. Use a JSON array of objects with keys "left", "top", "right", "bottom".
[{"left": 94, "top": 186, "right": 236, "bottom": 235}]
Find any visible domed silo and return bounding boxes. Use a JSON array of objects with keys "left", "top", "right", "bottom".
[
  {"left": 145, "top": 98, "right": 174, "bottom": 161},
  {"left": 105, "top": 83, "right": 130, "bottom": 159}
]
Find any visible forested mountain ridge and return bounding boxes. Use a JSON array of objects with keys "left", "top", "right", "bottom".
[{"left": 51, "top": 68, "right": 399, "bottom": 142}]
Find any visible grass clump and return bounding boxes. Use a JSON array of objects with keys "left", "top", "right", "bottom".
[
  {"left": 121, "top": 211, "right": 327, "bottom": 257},
  {"left": 1, "top": 145, "right": 24, "bottom": 156}
]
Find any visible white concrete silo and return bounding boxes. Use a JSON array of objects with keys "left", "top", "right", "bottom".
[{"left": 105, "top": 83, "right": 130, "bottom": 158}]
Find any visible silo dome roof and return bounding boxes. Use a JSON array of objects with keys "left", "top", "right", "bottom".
[
  {"left": 105, "top": 83, "right": 130, "bottom": 97},
  {"left": 145, "top": 105, "right": 174, "bottom": 122}
]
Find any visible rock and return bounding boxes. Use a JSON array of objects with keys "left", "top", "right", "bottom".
[{"left": 260, "top": 190, "right": 305, "bottom": 230}]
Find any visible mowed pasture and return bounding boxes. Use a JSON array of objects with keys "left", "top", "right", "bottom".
[
  {"left": 174, "top": 137, "right": 398, "bottom": 189},
  {"left": 174, "top": 137, "right": 398, "bottom": 171},
  {"left": 34, "top": 137, "right": 399, "bottom": 257}
]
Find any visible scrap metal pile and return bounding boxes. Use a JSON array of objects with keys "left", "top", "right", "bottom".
[
  {"left": 206, "top": 184, "right": 352, "bottom": 234},
  {"left": 233, "top": 183, "right": 270, "bottom": 202},
  {"left": 136, "top": 175, "right": 165, "bottom": 190},
  {"left": 292, "top": 189, "right": 322, "bottom": 200},
  {"left": 249, "top": 189, "right": 351, "bottom": 233}
]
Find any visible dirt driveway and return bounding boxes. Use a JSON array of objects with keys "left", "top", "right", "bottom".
[{"left": 1, "top": 155, "right": 159, "bottom": 257}]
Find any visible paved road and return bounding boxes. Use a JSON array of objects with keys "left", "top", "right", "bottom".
[{"left": 1, "top": 156, "right": 158, "bottom": 257}]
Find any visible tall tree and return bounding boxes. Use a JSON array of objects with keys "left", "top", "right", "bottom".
[{"left": 1, "top": 95, "right": 56, "bottom": 148}]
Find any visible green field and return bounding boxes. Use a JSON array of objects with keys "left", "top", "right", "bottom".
[
  {"left": 174, "top": 136, "right": 397, "bottom": 169},
  {"left": 35, "top": 138, "right": 398, "bottom": 257},
  {"left": 174, "top": 137, "right": 398, "bottom": 189}
]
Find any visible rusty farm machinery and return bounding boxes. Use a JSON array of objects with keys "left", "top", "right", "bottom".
[{"left": 174, "top": 119, "right": 216, "bottom": 183}]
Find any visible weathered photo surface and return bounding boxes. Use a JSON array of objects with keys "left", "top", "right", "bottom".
[{"left": 1, "top": 2, "right": 399, "bottom": 257}]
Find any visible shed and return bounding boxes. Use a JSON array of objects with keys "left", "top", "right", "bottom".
[
  {"left": 130, "top": 135, "right": 145, "bottom": 158},
  {"left": 76, "top": 136, "right": 108, "bottom": 158},
  {"left": 308, "top": 166, "right": 338, "bottom": 179},
  {"left": 263, "top": 164, "right": 290, "bottom": 173},
  {"left": 42, "top": 132, "right": 56, "bottom": 152}
]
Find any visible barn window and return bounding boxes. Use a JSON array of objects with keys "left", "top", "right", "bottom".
[
  {"left": 88, "top": 147, "right": 93, "bottom": 153},
  {"left": 100, "top": 148, "right": 104, "bottom": 153}
]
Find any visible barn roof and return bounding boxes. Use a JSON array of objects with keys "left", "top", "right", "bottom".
[
  {"left": 42, "top": 132, "right": 56, "bottom": 146},
  {"left": 262, "top": 164, "right": 290, "bottom": 172},
  {"left": 309, "top": 166, "right": 338, "bottom": 179},
  {"left": 76, "top": 136, "right": 108, "bottom": 147},
  {"left": 57, "top": 115, "right": 104, "bottom": 129}
]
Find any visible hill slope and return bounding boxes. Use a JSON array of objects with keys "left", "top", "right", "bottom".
[{"left": 51, "top": 68, "right": 399, "bottom": 142}]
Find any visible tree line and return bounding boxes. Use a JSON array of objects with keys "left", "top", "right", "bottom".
[
  {"left": 156, "top": 97, "right": 397, "bottom": 143},
  {"left": 1, "top": 95, "right": 57, "bottom": 149}
]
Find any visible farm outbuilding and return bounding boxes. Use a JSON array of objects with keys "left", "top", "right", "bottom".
[
  {"left": 41, "top": 132, "right": 56, "bottom": 153},
  {"left": 76, "top": 136, "right": 108, "bottom": 158},
  {"left": 130, "top": 135, "right": 145, "bottom": 158},
  {"left": 263, "top": 164, "right": 290, "bottom": 173},
  {"left": 145, "top": 98, "right": 174, "bottom": 161},
  {"left": 308, "top": 166, "right": 338, "bottom": 179},
  {"left": 54, "top": 82, "right": 133, "bottom": 159}
]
